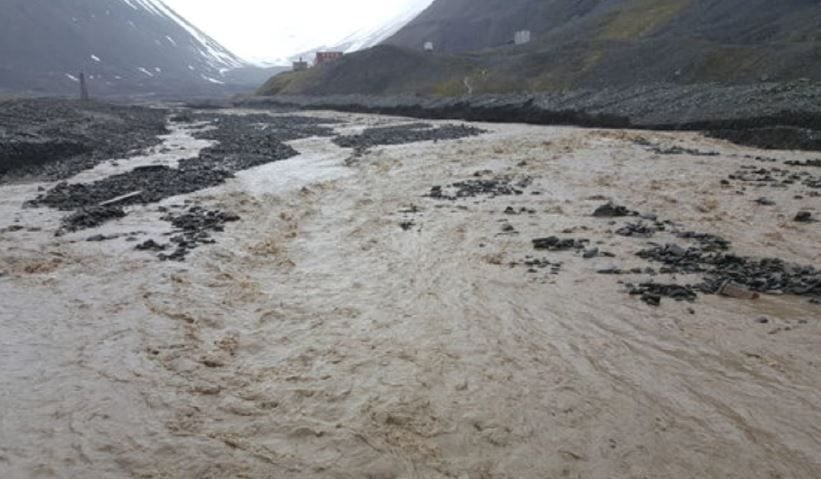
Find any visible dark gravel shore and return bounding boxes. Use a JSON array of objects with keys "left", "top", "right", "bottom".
[
  {"left": 244, "top": 81, "right": 821, "bottom": 151},
  {"left": 0, "top": 98, "right": 168, "bottom": 181}
]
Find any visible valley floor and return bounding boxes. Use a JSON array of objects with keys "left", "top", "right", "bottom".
[{"left": 1, "top": 111, "right": 820, "bottom": 478}]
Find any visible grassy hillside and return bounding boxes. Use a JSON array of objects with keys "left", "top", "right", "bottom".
[{"left": 258, "top": 0, "right": 821, "bottom": 97}]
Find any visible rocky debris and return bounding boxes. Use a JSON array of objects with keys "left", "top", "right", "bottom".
[
  {"left": 169, "top": 112, "right": 195, "bottom": 123},
  {"left": 592, "top": 202, "right": 637, "bottom": 218},
  {"left": 755, "top": 197, "right": 776, "bottom": 206},
  {"left": 637, "top": 243, "right": 821, "bottom": 301},
  {"left": 532, "top": 236, "right": 589, "bottom": 251},
  {"left": 582, "top": 248, "right": 616, "bottom": 259},
  {"left": 426, "top": 176, "right": 529, "bottom": 201},
  {"left": 616, "top": 221, "right": 662, "bottom": 238},
  {"left": 627, "top": 282, "right": 698, "bottom": 306},
  {"left": 727, "top": 165, "right": 821, "bottom": 190},
  {"left": 86, "top": 234, "right": 121, "bottom": 242},
  {"left": 633, "top": 138, "right": 719, "bottom": 156},
  {"left": 192, "top": 113, "right": 335, "bottom": 172},
  {"left": 399, "top": 221, "right": 415, "bottom": 231},
  {"left": 36, "top": 166, "right": 234, "bottom": 212},
  {"left": 795, "top": 211, "right": 814, "bottom": 222},
  {"left": 245, "top": 83, "right": 821, "bottom": 153},
  {"left": 675, "top": 231, "right": 731, "bottom": 252},
  {"left": 135, "top": 239, "right": 167, "bottom": 252},
  {"left": 141, "top": 207, "right": 241, "bottom": 261},
  {"left": 58, "top": 206, "right": 126, "bottom": 234},
  {"left": 785, "top": 159, "right": 821, "bottom": 168},
  {"left": 31, "top": 112, "right": 340, "bottom": 234},
  {"left": 510, "top": 257, "right": 563, "bottom": 276},
  {"left": 504, "top": 206, "right": 536, "bottom": 215},
  {"left": 0, "top": 99, "right": 168, "bottom": 181},
  {"left": 0, "top": 225, "right": 25, "bottom": 234},
  {"left": 717, "top": 281, "right": 760, "bottom": 300},
  {"left": 334, "top": 123, "right": 485, "bottom": 150}
]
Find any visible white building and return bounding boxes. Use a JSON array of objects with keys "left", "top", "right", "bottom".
[
  {"left": 424, "top": 41, "right": 434, "bottom": 52},
  {"left": 514, "top": 30, "right": 531, "bottom": 45}
]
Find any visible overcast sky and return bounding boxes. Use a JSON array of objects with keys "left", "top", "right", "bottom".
[{"left": 162, "top": 0, "right": 433, "bottom": 64}]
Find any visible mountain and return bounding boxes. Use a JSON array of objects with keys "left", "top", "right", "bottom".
[
  {"left": 260, "top": 0, "right": 821, "bottom": 96},
  {"left": 0, "top": 0, "right": 275, "bottom": 97},
  {"left": 289, "top": 0, "right": 434, "bottom": 64}
]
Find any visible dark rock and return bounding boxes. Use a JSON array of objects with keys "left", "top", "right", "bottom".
[
  {"left": 425, "top": 176, "right": 528, "bottom": 201},
  {"left": 616, "top": 221, "right": 659, "bottom": 238},
  {"left": 532, "top": 236, "right": 588, "bottom": 251},
  {"left": 334, "top": 123, "right": 484, "bottom": 150},
  {"left": 795, "top": 211, "right": 813, "bottom": 222},
  {"left": 785, "top": 159, "right": 821, "bottom": 168},
  {"left": 592, "top": 202, "right": 636, "bottom": 218},
  {"left": 59, "top": 205, "right": 126, "bottom": 233},
  {"left": 135, "top": 239, "right": 167, "bottom": 251}
]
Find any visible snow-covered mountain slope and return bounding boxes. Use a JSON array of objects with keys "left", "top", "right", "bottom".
[
  {"left": 0, "top": 0, "right": 261, "bottom": 97},
  {"left": 291, "top": 0, "right": 433, "bottom": 62}
]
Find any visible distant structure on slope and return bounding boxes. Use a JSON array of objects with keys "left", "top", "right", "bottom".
[
  {"left": 514, "top": 30, "right": 531, "bottom": 45},
  {"left": 79, "top": 72, "right": 89, "bottom": 100},
  {"left": 315, "top": 51, "right": 343, "bottom": 65},
  {"left": 424, "top": 41, "right": 434, "bottom": 52},
  {"left": 292, "top": 58, "right": 308, "bottom": 71}
]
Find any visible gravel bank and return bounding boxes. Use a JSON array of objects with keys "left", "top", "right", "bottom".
[{"left": 245, "top": 81, "right": 821, "bottom": 151}]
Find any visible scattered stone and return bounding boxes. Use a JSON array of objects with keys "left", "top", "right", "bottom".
[
  {"left": 718, "top": 281, "right": 760, "bottom": 300},
  {"left": 0, "top": 225, "right": 25, "bottom": 233},
  {"left": 628, "top": 282, "right": 698, "bottom": 306},
  {"left": 785, "top": 159, "right": 821, "bottom": 168},
  {"left": 755, "top": 197, "right": 776, "bottom": 206},
  {"left": 794, "top": 211, "right": 813, "bottom": 222},
  {"left": 59, "top": 205, "right": 126, "bottom": 233},
  {"left": 86, "top": 234, "right": 118, "bottom": 242},
  {"left": 135, "top": 239, "right": 167, "bottom": 252},
  {"left": 334, "top": 123, "right": 484, "bottom": 150},
  {"left": 399, "top": 221, "right": 415, "bottom": 231},
  {"left": 426, "top": 176, "right": 528, "bottom": 201},
  {"left": 675, "top": 231, "right": 731, "bottom": 251},
  {"left": 154, "top": 207, "right": 241, "bottom": 261},
  {"left": 532, "top": 236, "right": 589, "bottom": 251},
  {"left": 637, "top": 242, "right": 820, "bottom": 300},
  {"left": 616, "top": 221, "right": 660, "bottom": 238},
  {"left": 633, "top": 138, "right": 719, "bottom": 156},
  {"left": 592, "top": 202, "right": 637, "bottom": 218}
]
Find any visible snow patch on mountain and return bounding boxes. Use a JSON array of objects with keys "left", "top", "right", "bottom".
[{"left": 120, "top": 0, "right": 245, "bottom": 70}]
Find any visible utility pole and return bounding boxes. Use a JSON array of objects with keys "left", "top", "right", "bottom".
[{"left": 79, "top": 72, "right": 89, "bottom": 101}]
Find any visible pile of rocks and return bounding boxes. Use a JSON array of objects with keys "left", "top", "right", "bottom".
[
  {"left": 58, "top": 205, "right": 126, "bottom": 234},
  {"left": 0, "top": 99, "right": 168, "bottom": 181},
  {"left": 135, "top": 206, "right": 241, "bottom": 261},
  {"left": 532, "top": 236, "right": 589, "bottom": 251},
  {"left": 426, "top": 176, "right": 530, "bottom": 201},
  {"left": 334, "top": 123, "right": 484, "bottom": 150}
]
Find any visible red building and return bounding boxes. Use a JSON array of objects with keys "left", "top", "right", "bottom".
[{"left": 315, "top": 51, "right": 343, "bottom": 65}]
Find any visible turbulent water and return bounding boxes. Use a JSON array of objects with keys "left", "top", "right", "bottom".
[{"left": 1, "top": 111, "right": 820, "bottom": 478}]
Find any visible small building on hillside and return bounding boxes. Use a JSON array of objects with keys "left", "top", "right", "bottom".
[
  {"left": 315, "top": 51, "right": 343, "bottom": 65},
  {"left": 424, "top": 41, "right": 434, "bottom": 52},
  {"left": 292, "top": 58, "right": 308, "bottom": 71},
  {"left": 514, "top": 30, "right": 531, "bottom": 45}
]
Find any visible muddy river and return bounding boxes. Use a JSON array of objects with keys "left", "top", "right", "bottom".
[{"left": 1, "top": 111, "right": 820, "bottom": 478}]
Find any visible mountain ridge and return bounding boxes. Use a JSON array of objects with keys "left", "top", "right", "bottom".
[
  {"left": 0, "top": 0, "right": 276, "bottom": 97},
  {"left": 260, "top": 0, "right": 821, "bottom": 97}
]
